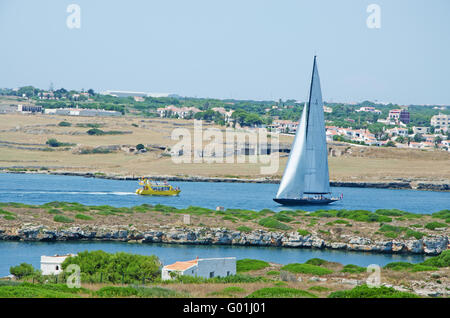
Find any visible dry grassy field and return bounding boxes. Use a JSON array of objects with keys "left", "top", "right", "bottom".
[{"left": 0, "top": 113, "right": 449, "bottom": 182}]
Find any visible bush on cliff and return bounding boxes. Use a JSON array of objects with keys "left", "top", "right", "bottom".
[
  {"left": 341, "top": 264, "right": 366, "bottom": 273},
  {"left": 421, "top": 250, "right": 450, "bottom": 268},
  {"left": 424, "top": 222, "right": 447, "bottom": 230},
  {"left": 61, "top": 250, "right": 161, "bottom": 284},
  {"left": 258, "top": 217, "right": 291, "bottom": 231},
  {"left": 304, "top": 258, "right": 328, "bottom": 266},
  {"left": 328, "top": 284, "right": 419, "bottom": 298}
]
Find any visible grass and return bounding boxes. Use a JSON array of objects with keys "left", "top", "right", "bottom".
[
  {"left": 297, "top": 229, "right": 311, "bottom": 236},
  {"left": 246, "top": 287, "right": 317, "bottom": 298},
  {"left": 95, "top": 286, "right": 180, "bottom": 298},
  {"left": 384, "top": 261, "right": 439, "bottom": 272},
  {"left": 280, "top": 263, "right": 333, "bottom": 276},
  {"left": 208, "top": 286, "right": 246, "bottom": 297},
  {"left": 424, "top": 222, "right": 447, "bottom": 230},
  {"left": 75, "top": 214, "right": 94, "bottom": 221},
  {"left": 236, "top": 259, "right": 270, "bottom": 273},
  {"left": 341, "top": 264, "right": 366, "bottom": 273},
  {"left": 304, "top": 258, "right": 328, "bottom": 266},
  {"left": 53, "top": 215, "right": 74, "bottom": 223},
  {"left": 308, "top": 286, "right": 330, "bottom": 292},
  {"left": 258, "top": 217, "right": 291, "bottom": 231},
  {"left": 328, "top": 284, "right": 419, "bottom": 298},
  {"left": 0, "top": 283, "right": 85, "bottom": 298}
]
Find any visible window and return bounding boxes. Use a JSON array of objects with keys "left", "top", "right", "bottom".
[
  {"left": 55, "top": 265, "right": 59, "bottom": 270},
  {"left": 227, "top": 271, "right": 230, "bottom": 276},
  {"left": 209, "top": 272, "right": 214, "bottom": 278}
]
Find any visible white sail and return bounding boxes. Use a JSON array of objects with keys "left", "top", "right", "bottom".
[{"left": 276, "top": 56, "right": 330, "bottom": 199}]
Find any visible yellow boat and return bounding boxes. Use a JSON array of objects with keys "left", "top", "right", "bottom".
[{"left": 135, "top": 178, "right": 181, "bottom": 196}]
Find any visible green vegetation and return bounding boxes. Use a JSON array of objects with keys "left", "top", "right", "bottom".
[
  {"left": 280, "top": 263, "right": 333, "bottom": 276},
  {"left": 53, "top": 215, "right": 74, "bottom": 223},
  {"left": 58, "top": 121, "right": 71, "bottom": 127},
  {"left": 75, "top": 214, "right": 94, "bottom": 221},
  {"left": 95, "top": 286, "right": 180, "bottom": 298},
  {"left": 304, "top": 258, "right": 328, "bottom": 266},
  {"left": 163, "top": 274, "right": 267, "bottom": 284},
  {"left": 45, "top": 138, "right": 75, "bottom": 147},
  {"left": 86, "top": 128, "right": 129, "bottom": 136},
  {"left": 237, "top": 259, "right": 270, "bottom": 273},
  {"left": 383, "top": 251, "right": 450, "bottom": 272},
  {"left": 341, "top": 264, "right": 366, "bottom": 273},
  {"left": 246, "top": 287, "right": 317, "bottom": 298},
  {"left": 0, "top": 283, "right": 86, "bottom": 298},
  {"left": 209, "top": 286, "right": 246, "bottom": 297},
  {"left": 297, "top": 229, "right": 311, "bottom": 236},
  {"left": 328, "top": 284, "right": 419, "bottom": 298},
  {"left": 61, "top": 250, "right": 161, "bottom": 284},
  {"left": 266, "top": 270, "right": 280, "bottom": 276},
  {"left": 258, "top": 217, "right": 291, "bottom": 231},
  {"left": 10, "top": 263, "right": 38, "bottom": 279},
  {"left": 424, "top": 221, "right": 447, "bottom": 230}
]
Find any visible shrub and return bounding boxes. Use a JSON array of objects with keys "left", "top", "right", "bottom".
[
  {"left": 136, "top": 144, "right": 145, "bottom": 151},
  {"left": 236, "top": 259, "right": 270, "bottom": 272},
  {"left": 61, "top": 250, "right": 161, "bottom": 284},
  {"left": 47, "top": 209, "right": 62, "bottom": 215},
  {"left": 75, "top": 214, "right": 93, "bottom": 220},
  {"left": 53, "top": 215, "right": 74, "bottom": 223},
  {"left": 58, "top": 121, "right": 71, "bottom": 127},
  {"left": 425, "top": 222, "right": 447, "bottom": 230},
  {"left": 421, "top": 250, "right": 450, "bottom": 268},
  {"left": 404, "top": 229, "right": 424, "bottom": 239},
  {"left": 280, "top": 263, "right": 333, "bottom": 276},
  {"left": 383, "top": 262, "right": 414, "bottom": 271},
  {"left": 328, "top": 284, "right": 418, "bottom": 298},
  {"left": 87, "top": 128, "right": 105, "bottom": 135},
  {"left": 266, "top": 270, "right": 280, "bottom": 276},
  {"left": 273, "top": 213, "right": 294, "bottom": 223},
  {"left": 45, "top": 138, "right": 74, "bottom": 147},
  {"left": 246, "top": 287, "right": 316, "bottom": 298},
  {"left": 10, "top": 263, "right": 37, "bottom": 278},
  {"left": 258, "top": 217, "right": 291, "bottom": 231},
  {"left": 341, "top": 264, "right": 366, "bottom": 273},
  {"left": 95, "top": 286, "right": 177, "bottom": 298},
  {"left": 305, "top": 258, "right": 328, "bottom": 266},
  {"left": 297, "top": 229, "right": 311, "bottom": 236}
]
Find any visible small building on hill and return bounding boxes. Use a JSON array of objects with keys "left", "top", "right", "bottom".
[
  {"left": 161, "top": 257, "right": 236, "bottom": 280},
  {"left": 40, "top": 254, "right": 76, "bottom": 275}
]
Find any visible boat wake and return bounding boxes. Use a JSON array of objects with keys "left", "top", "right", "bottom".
[{"left": 0, "top": 190, "right": 136, "bottom": 196}]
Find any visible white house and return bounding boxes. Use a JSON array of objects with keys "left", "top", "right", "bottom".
[
  {"left": 40, "top": 254, "right": 76, "bottom": 275},
  {"left": 161, "top": 257, "right": 236, "bottom": 280}
]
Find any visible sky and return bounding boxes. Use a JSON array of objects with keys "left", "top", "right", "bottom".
[{"left": 0, "top": 0, "right": 449, "bottom": 105}]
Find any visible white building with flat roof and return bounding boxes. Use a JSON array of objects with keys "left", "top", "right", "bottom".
[
  {"left": 40, "top": 254, "right": 76, "bottom": 275},
  {"left": 162, "top": 257, "right": 236, "bottom": 280}
]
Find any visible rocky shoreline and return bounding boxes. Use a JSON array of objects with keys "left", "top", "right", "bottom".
[
  {"left": 2, "top": 169, "right": 450, "bottom": 192},
  {"left": 1, "top": 225, "right": 448, "bottom": 256}
]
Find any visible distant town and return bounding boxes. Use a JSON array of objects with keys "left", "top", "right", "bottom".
[{"left": 1, "top": 86, "right": 449, "bottom": 152}]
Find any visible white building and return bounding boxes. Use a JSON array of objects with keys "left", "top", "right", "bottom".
[
  {"left": 161, "top": 257, "right": 236, "bottom": 280},
  {"left": 44, "top": 108, "right": 121, "bottom": 117},
  {"left": 431, "top": 113, "right": 450, "bottom": 132},
  {"left": 40, "top": 254, "right": 76, "bottom": 275}
]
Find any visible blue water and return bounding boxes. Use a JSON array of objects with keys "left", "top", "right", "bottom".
[
  {"left": 0, "top": 172, "right": 446, "bottom": 276},
  {"left": 0, "top": 241, "right": 428, "bottom": 277},
  {"left": 0, "top": 173, "right": 448, "bottom": 213}
]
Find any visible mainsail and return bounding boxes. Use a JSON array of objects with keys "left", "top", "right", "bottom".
[{"left": 276, "top": 56, "right": 330, "bottom": 199}]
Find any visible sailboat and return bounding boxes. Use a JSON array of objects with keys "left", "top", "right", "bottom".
[{"left": 273, "top": 56, "right": 342, "bottom": 206}]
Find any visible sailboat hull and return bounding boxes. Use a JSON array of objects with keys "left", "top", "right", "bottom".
[{"left": 273, "top": 198, "right": 339, "bottom": 206}]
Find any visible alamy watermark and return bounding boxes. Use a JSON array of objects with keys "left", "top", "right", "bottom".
[
  {"left": 170, "top": 120, "right": 279, "bottom": 175},
  {"left": 66, "top": 4, "right": 81, "bottom": 29},
  {"left": 367, "top": 4, "right": 381, "bottom": 29}
]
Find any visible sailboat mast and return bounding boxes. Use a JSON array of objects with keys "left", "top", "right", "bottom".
[{"left": 305, "top": 55, "right": 317, "bottom": 141}]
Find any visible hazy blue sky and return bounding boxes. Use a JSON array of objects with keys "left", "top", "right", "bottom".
[{"left": 1, "top": 0, "right": 449, "bottom": 104}]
